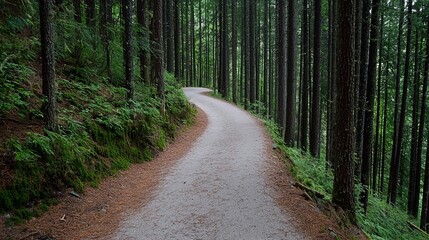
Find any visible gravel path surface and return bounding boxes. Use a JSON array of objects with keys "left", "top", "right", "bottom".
[{"left": 114, "top": 88, "right": 305, "bottom": 240}]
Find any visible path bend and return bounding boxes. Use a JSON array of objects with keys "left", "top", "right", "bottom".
[{"left": 114, "top": 87, "right": 304, "bottom": 240}]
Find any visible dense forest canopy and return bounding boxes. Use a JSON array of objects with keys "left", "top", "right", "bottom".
[{"left": 1, "top": 0, "right": 429, "bottom": 238}]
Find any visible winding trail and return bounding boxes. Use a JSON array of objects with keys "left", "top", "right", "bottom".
[{"left": 114, "top": 88, "right": 304, "bottom": 239}]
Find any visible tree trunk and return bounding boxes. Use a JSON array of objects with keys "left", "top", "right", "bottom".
[
  {"left": 185, "top": 0, "right": 190, "bottom": 85},
  {"left": 191, "top": 0, "right": 196, "bottom": 86},
  {"left": 137, "top": 0, "right": 148, "bottom": 83},
  {"left": 221, "top": 0, "right": 228, "bottom": 97},
  {"left": 151, "top": 0, "right": 165, "bottom": 100},
  {"left": 232, "top": 0, "right": 237, "bottom": 103},
  {"left": 174, "top": 0, "right": 181, "bottom": 79},
  {"left": 332, "top": 0, "right": 356, "bottom": 223},
  {"left": 285, "top": 0, "right": 297, "bottom": 146},
  {"left": 249, "top": 0, "right": 256, "bottom": 105},
  {"left": 372, "top": 10, "right": 384, "bottom": 191},
  {"left": 388, "top": 0, "right": 411, "bottom": 204},
  {"left": 166, "top": 0, "right": 174, "bottom": 73},
  {"left": 419, "top": 20, "right": 429, "bottom": 231},
  {"left": 300, "top": 0, "right": 309, "bottom": 151},
  {"left": 310, "top": 0, "right": 321, "bottom": 156},
  {"left": 73, "top": 0, "right": 82, "bottom": 22},
  {"left": 408, "top": 26, "right": 421, "bottom": 217},
  {"left": 263, "top": 0, "right": 269, "bottom": 114},
  {"left": 85, "top": 0, "right": 96, "bottom": 33},
  {"left": 39, "top": 0, "right": 57, "bottom": 132},
  {"left": 355, "top": 0, "right": 371, "bottom": 179},
  {"left": 380, "top": 40, "right": 389, "bottom": 193},
  {"left": 123, "top": 0, "right": 134, "bottom": 101},
  {"left": 276, "top": 0, "right": 286, "bottom": 133},
  {"left": 361, "top": 0, "right": 381, "bottom": 211}
]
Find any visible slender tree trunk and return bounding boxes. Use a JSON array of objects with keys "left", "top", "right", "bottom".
[
  {"left": 73, "top": 0, "right": 82, "bottom": 22},
  {"left": 137, "top": 0, "right": 149, "bottom": 83},
  {"left": 276, "top": 0, "right": 286, "bottom": 133},
  {"left": 361, "top": 0, "right": 381, "bottom": 211},
  {"left": 263, "top": 0, "right": 269, "bottom": 114},
  {"left": 354, "top": 0, "right": 362, "bottom": 115},
  {"left": 198, "top": 0, "right": 202, "bottom": 86},
  {"left": 326, "top": 0, "right": 335, "bottom": 165},
  {"left": 191, "top": 0, "right": 196, "bottom": 86},
  {"left": 249, "top": 0, "right": 256, "bottom": 105},
  {"left": 419, "top": 20, "right": 429, "bottom": 231},
  {"left": 221, "top": 0, "right": 228, "bottom": 97},
  {"left": 372, "top": 10, "right": 384, "bottom": 191},
  {"left": 174, "top": 0, "right": 181, "bottom": 79},
  {"left": 85, "top": 0, "right": 96, "bottom": 49},
  {"left": 166, "top": 0, "right": 174, "bottom": 73},
  {"left": 355, "top": 0, "right": 371, "bottom": 178},
  {"left": 300, "top": 0, "right": 309, "bottom": 151},
  {"left": 388, "top": 0, "right": 411, "bottom": 204},
  {"left": 232, "top": 0, "right": 237, "bottom": 103},
  {"left": 39, "top": 0, "right": 57, "bottom": 132},
  {"left": 285, "top": 0, "right": 297, "bottom": 146},
  {"left": 185, "top": 0, "right": 190, "bottom": 85},
  {"left": 268, "top": 1, "right": 274, "bottom": 117},
  {"left": 151, "top": 0, "right": 165, "bottom": 100},
  {"left": 73, "top": 0, "right": 83, "bottom": 61},
  {"left": 85, "top": 0, "right": 96, "bottom": 28},
  {"left": 123, "top": 0, "right": 134, "bottom": 101},
  {"left": 408, "top": 27, "right": 421, "bottom": 217},
  {"left": 310, "top": 0, "right": 321, "bottom": 156},
  {"left": 380, "top": 42, "right": 390, "bottom": 193}
]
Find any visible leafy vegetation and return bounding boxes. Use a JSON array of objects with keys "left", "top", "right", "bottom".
[
  {"left": 0, "top": 2, "right": 195, "bottom": 225},
  {"left": 260, "top": 116, "right": 428, "bottom": 240}
]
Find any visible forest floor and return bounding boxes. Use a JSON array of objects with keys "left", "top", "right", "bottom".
[{"left": 1, "top": 88, "right": 366, "bottom": 240}]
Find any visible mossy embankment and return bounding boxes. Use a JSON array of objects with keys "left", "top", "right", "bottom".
[
  {"left": 1, "top": 5, "right": 195, "bottom": 224},
  {"left": 0, "top": 66, "right": 194, "bottom": 224}
]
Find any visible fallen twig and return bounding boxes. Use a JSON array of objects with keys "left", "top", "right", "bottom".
[
  {"left": 407, "top": 221, "right": 429, "bottom": 237},
  {"left": 18, "top": 231, "right": 38, "bottom": 240},
  {"left": 293, "top": 182, "right": 325, "bottom": 199}
]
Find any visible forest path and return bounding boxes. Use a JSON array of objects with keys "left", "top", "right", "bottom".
[{"left": 113, "top": 87, "right": 304, "bottom": 239}]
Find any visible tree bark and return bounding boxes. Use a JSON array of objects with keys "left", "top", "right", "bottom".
[
  {"left": 39, "top": 0, "right": 57, "bottom": 132},
  {"left": 276, "top": 0, "right": 286, "bottom": 133},
  {"left": 123, "top": 0, "right": 134, "bottom": 101},
  {"left": 419, "top": 20, "right": 429, "bottom": 231},
  {"left": 300, "top": 0, "right": 309, "bottom": 151},
  {"left": 355, "top": 0, "right": 371, "bottom": 178},
  {"left": 332, "top": 0, "right": 356, "bottom": 223},
  {"left": 174, "top": 0, "right": 181, "bottom": 79},
  {"left": 151, "top": 0, "right": 165, "bottom": 100},
  {"left": 310, "top": 0, "right": 321, "bottom": 156},
  {"left": 372, "top": 10, "right": 384, "bottom": 191},
  {"left": 166, "top": 0, "right": 174, "bottom": 73},
  {"left": 388, "top": 0, "right": 411, "bottom": 204},
  {"left": 361, "top": 0, "right": 381, "bottom": 211},
  {"left": 137, "top": 0, "right": 149, "bottom": 84},
  {"left": 232, "top": 0, "right": 237, "bottom": 103},
  {"left": 285, "top": 0, "right": 297, "bottom": 146},
  {"left": 263, "top": 0, "right": 269, "bottom": 114}
]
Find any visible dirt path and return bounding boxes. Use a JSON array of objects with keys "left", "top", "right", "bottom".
[
  {"left": 1, "top": 88, "right": 366, "bottom": 240},
  {"left": 114, "top": 88, "right": 303, "bottom": 239}
]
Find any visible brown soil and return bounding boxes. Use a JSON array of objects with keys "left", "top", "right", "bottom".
[{"left": 0, "top": 104, "right": 366, "bottom": 240}]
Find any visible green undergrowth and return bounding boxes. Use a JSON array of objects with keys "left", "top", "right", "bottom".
[
  {"left": 0, "top": 73, "right": 195, "bottom": 223},
  {"left": 260, "top": 117, "right": 427, "bottom": 240},
  {"left": 0, "top": 4, "right": 195, "bottom": 226}
]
